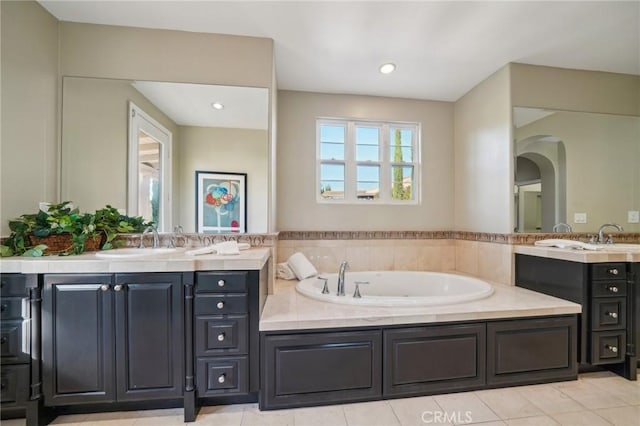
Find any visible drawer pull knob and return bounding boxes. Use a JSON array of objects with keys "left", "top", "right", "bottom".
[
  {"left": 608, "top": 268, "right": 619, "bottom": 275},
  {"left": 218, "top": 280, "right": 225, "bottom": 287},
  {"left": 216, "top": 301, "right": 225, "bottom": 309},
  {"left": 218, "top": 374, "right": 226, "bottom": 384},
  {"left": 608, "top": 286, "right": 619, "bottom": 293},
  {"left": 0, "top": 337, "right": 6, "bottom": 344},
  {"left": 0, "top": 304, "right": 7, "bottom": 312},
  {"left": 114, "top": 285, "right": 124, "bottom": 292},
  {"left": 100, "top": 284, "right": 110, "bottom": 292},
  {"left": 606, "top": 345, "right": 618, "bottom": 353},
  {"left": 217, "top": 333, "right": 225, "bottom": 342},
  {"left": 607, "top": 312, "right": 618, "bottom": 319}
]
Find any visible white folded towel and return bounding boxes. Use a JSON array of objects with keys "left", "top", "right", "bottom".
[
  {"left": 534, "top": 239, "right": 602, "bottom": 251},
  {"left": 287, "top": 252, "right": 318, "bottom": 280},
  {"left": 276, "top": 263, "right": 297, "bottom": 280},
  {"left": 185, "top": 241, "right": 251, "bottom": 256}
]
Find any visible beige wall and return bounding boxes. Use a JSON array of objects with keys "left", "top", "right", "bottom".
[
  {"left": 1, "top": 1, "right": 59, "bottom": 236},
  {"left": 511, "top": 63, "right": 640, "bottom": 116},
  {"left": 61, "top": 77, "right": 180, "bottom": 215},
  {"left": 276, "top": 90, "right": 454, "bottom": 231},
  {"left": 516, "top": 111, "right": 639, "bottom": 232},
  {"left": 453, "top": 66, "right": 513, "bottom": 233},
  {"left": 178, "top": 126, "right": 269, "bottom": 233}
]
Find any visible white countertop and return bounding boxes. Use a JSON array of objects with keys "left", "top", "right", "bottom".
[
  {"left": 260, "top": 277, "right": 582, "bottom": 331},
  {"left": 514, "top": 245, "right": 640, "bottom": 263},
  {"left": 0, "top": 247, "right": 271, "bottom": 273}
]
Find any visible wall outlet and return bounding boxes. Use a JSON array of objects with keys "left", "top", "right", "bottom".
[
  {"left": 628, "top": 210, "right": 640, "bottom": 224},
  {"left": 574, "top": 213, "right": 587, "bottom": 224}
]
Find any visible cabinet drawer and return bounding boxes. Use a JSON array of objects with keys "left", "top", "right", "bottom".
[
  {"left": 0, "top": 275, "right": 28, "bottom": 297},
  {"left": 195, "top": 294, "right": 247, "bottom": 315},
  {"left": 196, "top": 272, "right": 248, "bottom": 293},
  {"left": 591, "top": 297, "right": 626, "bottom": 331},
  {"left": 0, "top": 298, "right": 29, "bottom": 320},
  {"left": 590, "top": 331, "right": 626, "bottom": 365},
  {"left": 196, "top": 356, "right": 248, "bottom": 396},
  {"left": 1, "top": 320, "right": 30, "bottom": 364},
  {"left": 590, "top": 263, "right": 626, "bottom": 281},
  {"left": 0, "top": 364, "right": 29, "bottom": 405},
  {"left": 592, "top": 281, "right": 627, "bottom": 297},
  {"left": 195, "top": 315, "right": 248, "bottom": 356}
]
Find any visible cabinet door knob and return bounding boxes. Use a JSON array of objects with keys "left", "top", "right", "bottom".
[
  {"left": 607, "top": 312, "right": 618, "bottom": 319},
  {"left": 216, "top": 301, "right": 225, "bottom": 309},
  {"left": 100, "top": 284, "right": 110, "bottom": 292},
  {"left": 0, "top": 304, "right": 7, "bottom": 312},
  {"left": 218, "top": 279, "right": 225, "bottom": 287},
  {"left": 217, "top": 333, "right": 225, "bottom": 342},
  {"left": 217, "top": 374, "right": 226, "bottom": 384},
  {"left": 0, "top": 337, "right": 6, "bottom": 344},
  {"left": 606, "top": 345, "right": 618, "bottom": 353},
  {"left": 608, "top": 268, "right": 619, "bottom": 275},
  {"left": 607, "top": 286, "right": 619, "bottom": 293},
  {"left": 114, "top": 285, "right": 124, "bottom": 292}
]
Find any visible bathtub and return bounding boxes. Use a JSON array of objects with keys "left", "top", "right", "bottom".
[{"left": 295, "top": 271, "right": 494, "bottom": 307}]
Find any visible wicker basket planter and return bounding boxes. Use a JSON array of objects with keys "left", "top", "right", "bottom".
[{"left": 28, "top": 233, "right": 104, "bottom": 255}]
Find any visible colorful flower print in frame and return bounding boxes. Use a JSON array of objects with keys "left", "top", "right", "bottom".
[{"left": 196, "top": 171, "right": 247, "bottom": 233}]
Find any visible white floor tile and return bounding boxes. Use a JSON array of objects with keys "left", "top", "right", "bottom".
[
  {"left": 196, "top": 404, "right": 245, "bottom": 425},
  {"left": 342, "top": 400, "right": 400, "bottom": 426},
  {"left": 475, "top": 388, "right": 544, "bottom": 419},
  {"left": 504, "top": 415, "right": 559, "bottom": 426},
  {"left": 389, "top": 395, "right": 451, "bottom": 426},
  {"left": 517, "top": 384, "right": 586, "bottom": 415},
  {"left": 292, "top": 404, "right": 347, "bottom": 426},
  {"left": 240, "top": 405, "right": 294, "bottom": 426},
  {"left": 593, "top": 405, "right": 640, "bottom": 426},
  {"left": 552, "top": 380, "right": 628, "bottom": 410},
  {"left": 550, "top": 411, "right": 612, "bottom": 426},
  {"left": 434, "top": 392, "right": 501, "bottom": 424}
]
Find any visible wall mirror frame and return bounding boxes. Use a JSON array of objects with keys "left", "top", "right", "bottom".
[
  {"left": 513, "top": 106, "right": 639, "bottom": 233},
  {"left": 60, "top": 76, "right": 270, "bottom": 234}
]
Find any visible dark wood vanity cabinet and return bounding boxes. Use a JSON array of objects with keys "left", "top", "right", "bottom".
[
  {"left": 0, "top": 274, "right": 38, "bottom": 420},
  {"left": 42, "top": 273, "right": 185, "bottom": 406},
  {"left": 515, "top": 255, "right": 637, "bottom": 380}
]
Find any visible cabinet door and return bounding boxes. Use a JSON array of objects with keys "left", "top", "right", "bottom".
[
  {"left": 260, "top": 330, "right": 382, "bottom": 410},
  {"left": 42, "top": 274, "right": 115, "bottom": 405},
  {"left": 384, "top": 324, "right": 486, "bottom": 397},
  {"left": 114, "top": 273, "right": 183, "bottom": 401}
]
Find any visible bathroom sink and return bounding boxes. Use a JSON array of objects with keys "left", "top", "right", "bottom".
[
  {"left": 95, "top": 247, "right": 179, "bottom": 259},
  {"left": 601, "top": 244, "right": 640, "bottom": 253}
]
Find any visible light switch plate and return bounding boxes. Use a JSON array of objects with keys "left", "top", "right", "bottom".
[
  {"left": 628, "top": 210, "right": 640, "bottom": 223},
  {"left": 574, "top": 213, "right": 587, "bottom": 224}
]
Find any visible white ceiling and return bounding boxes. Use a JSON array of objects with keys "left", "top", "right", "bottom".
[
  {"left": 40, "top": 0, "right": 640, "bottom": 102},
  {"left": 131, "top": 81, "right": 269, "bottom": 129}
]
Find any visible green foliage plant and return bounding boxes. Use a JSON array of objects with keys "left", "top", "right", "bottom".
[{"left": 1, "top": 202, "right": 152, "bottom": 257}]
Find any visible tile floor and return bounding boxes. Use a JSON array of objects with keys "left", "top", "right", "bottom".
[{"left": 3, "top": 370, "right": 638, "bottom": 426}]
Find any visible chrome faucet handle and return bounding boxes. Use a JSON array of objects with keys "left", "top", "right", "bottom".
[
  {"left": 138, "top": 233, "right": 146, "bottom": 249},
  {"left": 588, "top": 235, "right": 597, "bottom": 244},
  {"left": 318, "top": 276, "right": 329, "bottom": 294},
  {"left": 353, "top": 281, "right": 369, "bottom": 298},
  {"left": 606, "top": 234, "right": 614, "bottom": 244}
]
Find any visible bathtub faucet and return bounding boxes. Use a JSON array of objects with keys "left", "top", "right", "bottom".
[{"left": 337, "top": 261, "right": 349, "bottom": 296}]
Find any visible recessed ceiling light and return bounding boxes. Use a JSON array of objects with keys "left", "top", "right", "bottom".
[
  {"left": 379, "top": 63, "right": 396, "bottom": 74},
  {"left": 211, "top": 102, "right": 224, "bottom": 110}
]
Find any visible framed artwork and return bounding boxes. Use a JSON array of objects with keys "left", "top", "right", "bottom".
[{"left": 196, "top": 171, "right": 247, "bottom": 233}]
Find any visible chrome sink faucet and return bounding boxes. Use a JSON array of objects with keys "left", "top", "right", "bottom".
[
  {"left": 140, "top": 226, "right": 160, "bottom": 248},
  {"left": 597, "top": 223, "right": 624, "bottom": 244},
  {"left": 552, "top": 222, "right": 572, "bottom": 233},
  {"left": 337, "top": 261, "right": 349, "bottom": 296}
]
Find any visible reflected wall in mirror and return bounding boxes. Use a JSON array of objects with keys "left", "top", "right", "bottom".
[
  {"left": 513, "top": 107, "right": 639, "bottom": 233},
  {"left": 61, "top": 77, "right": 269, "bottom": 233}
]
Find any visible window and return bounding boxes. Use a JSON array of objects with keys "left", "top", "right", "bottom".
[{"left": 317, "top": 118, "right": 420, "bottom": 203}]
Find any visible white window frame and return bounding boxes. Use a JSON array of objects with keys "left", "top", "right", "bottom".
[
  {"left": 316, "top": 118, "right": 421, "bottom": 205},
  {"left": 128, "top": 102, "right": 172, "bottom": 231}
]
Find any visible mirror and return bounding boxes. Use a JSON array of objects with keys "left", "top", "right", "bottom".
[
  {"left": 61, "top": 77, "right": 269, "bottom": 233},
  {"left": 513, "top": 107, "right": 640, "bottom": 233}
]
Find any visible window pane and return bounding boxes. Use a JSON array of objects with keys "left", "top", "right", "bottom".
[
  {"left": 390, "top": 128, "right": 413, "bottom": 162},
  {"left": 356, "top": 127, "right": 379, "bottom": 161},
  {"left": 391, "top": 166, "right": 414, "bottom": 201},
  {"left": 320, "top": 125, "right": 345, "bottom": 160},
  {"left": 320, "top": 163, "right": 345, "bottom": 199},
  {"left": 357, "top": 165, "right": 379, "bottom": 200}
]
